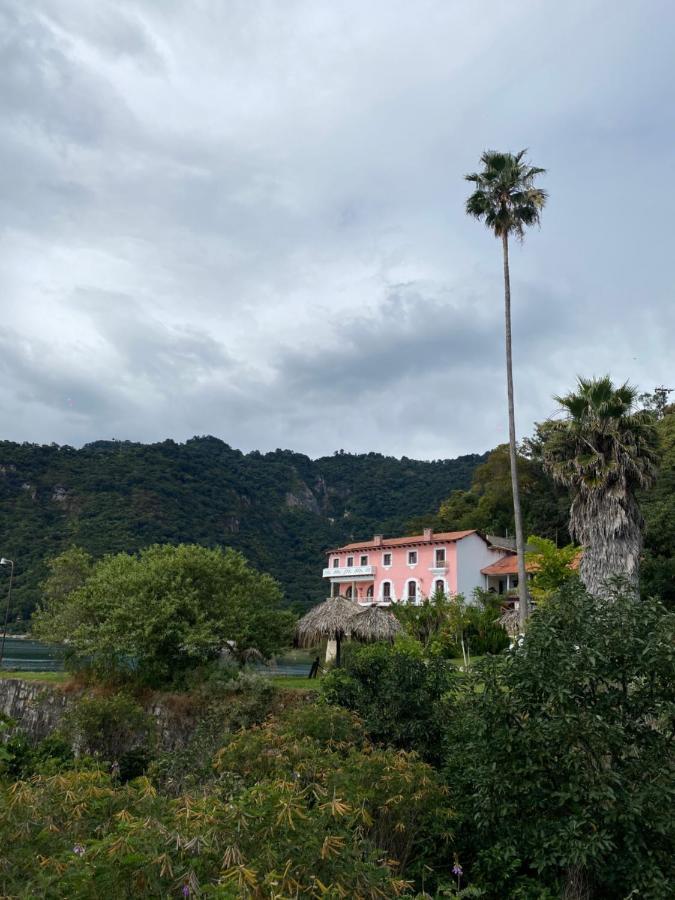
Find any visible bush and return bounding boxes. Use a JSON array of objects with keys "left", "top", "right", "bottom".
[
  {"left": 59, "top": 693, "right": 155, "bottom": 763},
  {"left": 445, "top": 581, "right": 675, "bottom": 898},
  {"left": 321, "top": 642, "right": 454, "bottom": 763},
  {"left": 148, "top": 673, "right": 278, "bottom": 794},
  {"left": 0, "top": 731, "right": 75, "bottom": 779},
  {"left": 0, "top": 704, "right": 453, "bottom": 898}
]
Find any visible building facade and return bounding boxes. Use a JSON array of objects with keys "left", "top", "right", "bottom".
[{"left": 324, "top": 528, "right": 508, "bottom": 605}]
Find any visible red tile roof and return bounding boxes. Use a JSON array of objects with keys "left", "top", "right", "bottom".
[
  {"left": 327, "top": 530, "right": 479, "bottom": 554},
  {"left": 481, "top": 554, "right": 522, "bottom": 576},
  {"left": 481, "top": 550, "right": 581, "bottom": 576}
]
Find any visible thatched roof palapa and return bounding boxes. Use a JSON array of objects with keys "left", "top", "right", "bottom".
[
  {"left": 350, "top": 606, "right": 402, "bottom": 643},
  {"left": 295, "top": 596, "right": 360, "bottom": 648}
]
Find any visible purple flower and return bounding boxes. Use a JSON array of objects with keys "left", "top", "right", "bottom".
[
  {"left": 73, "top": 844, "right": 86, "bottom": 857},
  {"left": 452, "top": 863, "right": 463, "bottom": 877},
  {"left": 182, "top": 886, "right": 190, "bottom": 898}
]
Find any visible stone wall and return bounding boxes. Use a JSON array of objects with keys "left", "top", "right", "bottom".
[
  {"left": 0, "top": 678, "right": 197, "bottom": 750},
  {"left": 0, "top": 678, "right": 73, "bottom": 743}
]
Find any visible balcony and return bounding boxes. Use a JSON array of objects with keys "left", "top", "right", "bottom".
[{"left": 322, "top": 565, "right": 376, "bottom": 579}]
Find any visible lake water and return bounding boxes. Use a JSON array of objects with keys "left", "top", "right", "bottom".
[
  {"left": 0, "top": 637, "right": 65, "bottom": 671},
  {"left": 0, "top": 638, "right": 313, "bottom": 676}
]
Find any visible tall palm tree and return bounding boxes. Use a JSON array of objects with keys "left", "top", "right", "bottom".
[
  {"left": 542, "top": 376, "right": 659, "bottom": 597},
  {"left": 465, "top": 150, "right": 547, "bottom": 630}
]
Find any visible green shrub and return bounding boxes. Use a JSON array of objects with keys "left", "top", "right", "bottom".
[
  {"left": 445, "top": 581, "right": 675, "bottom": 898},
  {"left": 59, "top": 693, "right": 155, "bottom": 762},
  {"left": 0, "top": 703, "right": 453, "bottom": 897},
  {"left": 148, "top": 673, "right": 277, "bottom": 794},
  {"left": 321, "top": 642, "right": 454, "bottom": 763},
  {"left": 0, "top": 731, "right": 75, "bottom": 779}
]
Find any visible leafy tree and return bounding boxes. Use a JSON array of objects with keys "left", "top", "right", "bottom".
[
  {"left": 445, "top": 581, "right": 675, "bottom": 898},
  {"left": 641, "top": 409, "right": 675, "bottom": 607},
  {"left": 421, "top": 443, "right": 570, "bottom": 546},
  {"left": 40, "top": 546, "right": 94, "bottom": 604},
  {"left": 465, "top": 150, "right": 547, "bottom": 630},
  {"left": 542, "top": 376, "right": 659, "bottom": 597},
  {"left": 525, "top": 534, "right": 579, "bottom": 603},
  {"left": 33, "top": 544, "right": 295, "bottom": 686}
]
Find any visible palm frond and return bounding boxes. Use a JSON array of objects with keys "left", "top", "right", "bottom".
[{"left": 463, "top": 150, "right": 546, "bottom": 239}]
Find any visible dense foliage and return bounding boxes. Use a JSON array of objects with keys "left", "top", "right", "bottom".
[
  {"left": 33, "top": 544, "right": 294, "bottom": 686},
  {"left": 445, "top": 582, "right": 675, "bottom": 898},
  {"left": 2, "top": 576, "right": 674, "bottom": 897},
  {"left": 0, "top": 437, "right": 484, "bottom": 622},
  {"left": 415, "top": 443, "right": 570, "bottom": 546},
  {"left": 421, "top": 407, "right": 675, "bottom": 608},
  {"left": 0, "top": 698, "right": 452, "bottom": 899},
  {"left": 321, "top": 642, "right": 454, "bottom": 764}
]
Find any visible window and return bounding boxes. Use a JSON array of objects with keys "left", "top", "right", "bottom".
[
  {"left": 383, "top": 552, "right": 392, "bottom": 566},
  {"left": 382, "top": 581, "right": 391, "bottom": 599},
  {"left": 332, "top": 558, "right": 339, "bottom": 568},
  {"left": 435, "top": 579, "right": 445, "bottom": 595},
  {"left": 407, "top": 581, "right": 417, "bottom": 601},
  {"left": 408, "top": 550, "right": 417, "bottom": 565},
  {"left": 435, "top": 547, "right": 445, "bottom": 566},
  {"left": 360, "top": 555, "right": 368, "bottom": 566},
  {"left": 347, "top": 556, "right": 354, "bottom": 567},
  {"left": 366, "top": 585, "right": 374, "bottom": 598},
  {"left": 345, "top": 586, "right": 353, "bottom": 599}
]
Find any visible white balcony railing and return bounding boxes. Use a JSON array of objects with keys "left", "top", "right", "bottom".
[{"left": 322, "top": 565, "right": 376, "bottom": 578}]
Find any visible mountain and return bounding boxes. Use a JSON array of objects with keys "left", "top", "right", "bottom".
[{"left": 0, "top": 437, "right": 485, "bottom": 623}]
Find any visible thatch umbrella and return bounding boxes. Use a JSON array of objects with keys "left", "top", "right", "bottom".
[
  {"left": 351, "top": 606, "right": 402, "bottom": 643},
  {"left": 295, "top": 596, "right": 359, "bottom": 666}
]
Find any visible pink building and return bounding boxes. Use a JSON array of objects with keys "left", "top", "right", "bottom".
[{"left": 324, "top": 528, "right": 508, "bottom": 605}]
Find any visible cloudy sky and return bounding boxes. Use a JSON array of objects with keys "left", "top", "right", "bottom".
[{"left": 1, "top": 0, "right": 673, "bottom": 459}]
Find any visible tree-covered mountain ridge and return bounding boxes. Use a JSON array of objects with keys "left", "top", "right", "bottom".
[{"left": 0, "top": 436, "right": 486, "bottom": 622}]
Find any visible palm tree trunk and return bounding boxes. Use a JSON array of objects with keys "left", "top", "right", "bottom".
[{"left": 502, "top": 232, "right": 530, "bottom": 630}]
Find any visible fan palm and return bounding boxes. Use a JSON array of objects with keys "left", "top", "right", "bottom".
[
  {"left": 542, "top": 376, "right": 659, "bottom": 597},
  {"left": 465, "top": 150, "right": 547, "bottom": 630}
]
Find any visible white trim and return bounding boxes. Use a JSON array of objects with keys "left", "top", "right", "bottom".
[
  {"left": 381, "top": 551, "right": 393, "bottom": 568},
  {"left": 432, "top": 576, "right": 448, "bottom": 596}
]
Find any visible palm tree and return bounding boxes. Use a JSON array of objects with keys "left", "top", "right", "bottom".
[
  {"left": 465, "top": 150, "right": 547, "bottom": 631},
  {"left": 542, "top": 376, "right": 659, "bottom": 597}
]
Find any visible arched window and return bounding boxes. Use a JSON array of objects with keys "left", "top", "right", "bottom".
[
  {"left": 345, "top": 586, "right": 353, "bottom": 599},
  {"left": 366, "top": 585, "right": 374, "bottom": 598},
  {"left": 435, "top": 579, "right": 445, "bottom": 596},
  {"left": 407, "top": 580, "right": 417, "bottom": 602},
  {"left": 382, "top": 581, "right": 391, "bottom": 600}
]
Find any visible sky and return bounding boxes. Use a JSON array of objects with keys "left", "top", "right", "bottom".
[{"left": 1, "top": 0, "right": 673, "bottom": 460}]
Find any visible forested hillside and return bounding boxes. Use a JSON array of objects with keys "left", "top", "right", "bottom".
[{"left": 0, "top": 437, "right": 484, "bottom": 623}]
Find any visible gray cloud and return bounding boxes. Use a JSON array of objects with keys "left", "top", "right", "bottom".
[{"left": 0, "top": 0, "right": 673, "bottom": 458}]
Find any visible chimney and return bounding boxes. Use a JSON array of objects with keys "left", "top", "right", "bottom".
[
  {"left": 373, "top": 534, "right": 383, "bottom": 546},
  {"left": 423, "top": 527, "right": 433, "bottom": 541}
]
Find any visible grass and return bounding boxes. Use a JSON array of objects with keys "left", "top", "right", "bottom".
[
  {"left": 0, "top": 670, "right": 67, "bottom": 683},
  {"left": 267, "top": 676, "right": 322, "bottom": 691}
]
